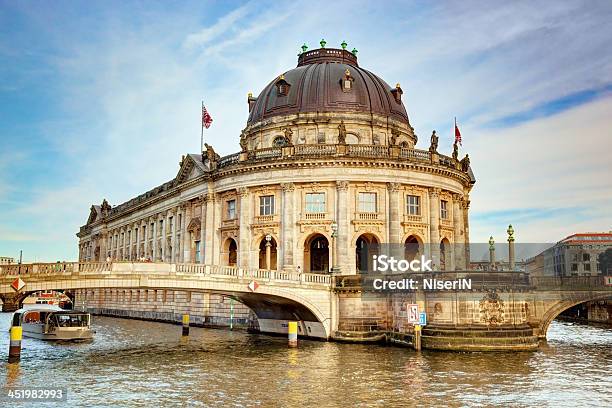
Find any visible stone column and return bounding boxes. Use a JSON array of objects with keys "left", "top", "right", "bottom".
[
  {"left": 143, "top": 221, "right": 149, "bottom": 260},
  {"left": 452, "top": 194, "right": 465, "bottom": 270},
  {"left": 183, "top": 203, "right": 193, "bottom": 263},
  {"left": 171, "top": 210, "right": 178, "bottom": 263},
  {"left": 428, "top": 188, "right": 441, "bottom": 270},
  {"left": 200, "top": 197, "right": 206, "bottom": 264},
  {"left": 336, "top": 181, "right": 350, "bottom": 274},
  {"left": 99, "top": 230, "right": 107, "bottom": 262},
  {"left": 281, "top": 183, "right": 295, "bottom": 270},
  {"left": 202, "top": 194, "right": 214, "bottom": 264},
  {"left": 213, "top": 194, "right": 222, "bottom": 264},
  {"left": 238, "top": 188, "right": 251, "bottom": 268},
  {"left": 162, "top": 212, "right": 168, "bottom": 262},
  {"left": 387, "top": 182, "right": 401, "bottom": 247},
  {"left": 462, "top": 198, "right": 471, "bottom": 269},
  {"left": 152, "top": 219, "right": 158, "bottom": 261}
]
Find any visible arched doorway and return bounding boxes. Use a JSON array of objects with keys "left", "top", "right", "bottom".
[
  {"left": 222, "top": 238, "right": 238, "bottom": 266},
  {"left": 258, "top": 236, "right": 278, "bottom": 270},
  {"left": 440, "top": 238, "right": 451, "bottom": 271},
  {"left": 356, "top": 233, "right": 380, "bottom": 273},
  {"left": 304, "top": 234, "right": 329, "bottom": 273},
  {"left": 404, "top": 235, "right": 422, "bottom": 262}
]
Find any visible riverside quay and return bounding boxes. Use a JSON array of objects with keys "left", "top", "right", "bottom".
[{"left": 2, "top": 46, "right": 611, "bottom": 351}]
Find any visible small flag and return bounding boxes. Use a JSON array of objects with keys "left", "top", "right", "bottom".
[
  {"left": 202, "top": 104, "right": 213, "bottom": 129},
  {"left": 454, "top": 118, "right": 462, "bottom": 146}
]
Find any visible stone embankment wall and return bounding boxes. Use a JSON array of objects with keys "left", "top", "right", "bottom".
[{"left": 73, "top": 289, "right": 254, "bottom": 328}]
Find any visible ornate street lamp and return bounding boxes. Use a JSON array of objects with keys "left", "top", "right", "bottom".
[
  {"left": 488, "top": 236, "right": 496, "bottom": 269},
  {"left": 507, "top": 225, "right": 516, "bottom": 270}
]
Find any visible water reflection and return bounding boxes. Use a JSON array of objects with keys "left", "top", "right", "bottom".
[{"left": 0, "top": 313, "right": 610, "bottom": 407}]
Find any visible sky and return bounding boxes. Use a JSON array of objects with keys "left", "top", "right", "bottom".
[{"left": 0, "top": 0, "right": 611, "bottom": 262}]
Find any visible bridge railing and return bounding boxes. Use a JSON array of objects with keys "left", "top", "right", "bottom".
[{"left": 528, "top": 275, "right": 610, "bottom": 290}]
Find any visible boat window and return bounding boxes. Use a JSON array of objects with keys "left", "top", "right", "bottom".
[
  {"left": 12, "top": 313, "right": 21, "bottom": 326},
  {"left": 55, "top": 314, "right": 89, "bottom": 327}
]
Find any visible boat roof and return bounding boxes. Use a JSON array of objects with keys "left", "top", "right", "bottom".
[{"left": 14, "top": 305, "right": 86, "bottom": 314}]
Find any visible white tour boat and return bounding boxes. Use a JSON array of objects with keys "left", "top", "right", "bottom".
[{"left": 12, "top": 305, "right": 94, "bottom": 341}]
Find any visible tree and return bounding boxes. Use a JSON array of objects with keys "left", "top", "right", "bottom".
[{"left": 598, "top": 248, "right": 612, "bottom": 275}]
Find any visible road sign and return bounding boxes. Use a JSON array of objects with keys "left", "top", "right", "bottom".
[
  {"left": 248, "top": 280, "right": 259, "bottom": 292},
  {"left": 605, "top": 276, "right": 612, "bottom": 286},
  {"left": 419, "top": 312, "right": 427, "bottom": 326},
  {"left": 11, "top": 277, "right": 25, "bottom": 292},
  {"left": 407, "top": 303, "right": 419, "bottom": 324}
]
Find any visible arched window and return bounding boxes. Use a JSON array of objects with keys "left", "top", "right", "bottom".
[{"left": 273, "top": 136, "right": 287, "bottom": 147}]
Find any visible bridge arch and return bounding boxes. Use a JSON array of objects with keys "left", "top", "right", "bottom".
[{"left": 537, "top": 294, "right": 612, "bottom": 338}]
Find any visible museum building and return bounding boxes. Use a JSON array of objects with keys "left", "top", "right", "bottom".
[{"left": 77, "top": 44, "right": 475, "bottom": 275}]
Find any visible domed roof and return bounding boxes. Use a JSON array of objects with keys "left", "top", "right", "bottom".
[{"left": 247, "top": 48, "right": 410, "bottom": 126}]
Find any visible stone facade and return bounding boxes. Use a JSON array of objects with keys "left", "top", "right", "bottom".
[{"left": 77, "top": 49, "right": 475, "bottom": 277}]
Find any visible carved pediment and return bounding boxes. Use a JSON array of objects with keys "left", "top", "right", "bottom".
[
  {"left": 175, "top": 154, "right": 206, "bottom": 185},
  {"left": 87, "top": 205, "right": 100, "bottom": 225},
  {"left": 187, "top": 217, "right": 202, "bottom": 232}
]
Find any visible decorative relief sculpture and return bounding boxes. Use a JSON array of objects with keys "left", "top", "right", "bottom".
[{"left": 479, "top": 291, "right": 505, "bottom": 325}]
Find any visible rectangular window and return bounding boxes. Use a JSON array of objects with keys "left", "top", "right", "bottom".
[
  {"left": 259, "top": 195, "right": 275, "bottom": 216},
  {"left": 406, "top": 195, "right": 420, "bottom": 216},
  {"left": 142, "top": 226, "right": 146, "bottom": 240},
  {"left": 305, "top": 193, "right": 326, "bottom": 213},
  {"left": 583, "top": 253, "right": 590, "bottom": 262},
  {"left": 571, "top": 263, "right": 578, "bottom": 272},
  {"left": 584, "top": 263, "right": 591, "bottom": 271},
  {"left": 227, "top": 199, "right": 236, "bottom": 219},
  {"left": 440, "top": 200, "right": 448, "bottom": 219},
  {"left": 571, "top": 253, "right": 578, "bottom": 262},
  {"left": 358, "top": 192, "right": 377, "bottom": 213},
  {"left": 169, "top": 217, "right": 173, "bottom": 232},
  {"left": 195, "top": 241, "right": 201, "bottom": 263}
]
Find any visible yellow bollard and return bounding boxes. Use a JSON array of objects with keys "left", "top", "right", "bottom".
[
  {"left": 288, "top": 321, "right": 298, "bottom": 347},
  {"left": 413, "top": 324, "right": 422, "bottom": 351},
  {"left": 8, "top": 326, "right": 22, "bottom": 363},
  {"left": 182, "top": 314, "right": 190, "bottom": 336}
]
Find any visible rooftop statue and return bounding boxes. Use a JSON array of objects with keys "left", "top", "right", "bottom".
[
  {"left": 460, "top": 154, "right": 471, "bottom": 172},
  {"left": 337, "top": 120, "right": 347, "bottom": 145},
  {"left": 429, "top": 130, "right": 439, "bottom": 153},
  {"left": 452, "top": 142, "right": 459, "bottom": 161}
]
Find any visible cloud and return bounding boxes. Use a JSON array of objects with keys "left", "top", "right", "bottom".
[{"left": 183, "top": 3, "right": 253, "bottom": 50}]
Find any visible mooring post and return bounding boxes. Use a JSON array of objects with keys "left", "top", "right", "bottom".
[
  {"left": 288, "top": 321, "right": 298, "bottom": 347},
  {"left": 414, "top": 324, "right": 422, "bottom": 351},
  {"left": 8, "top": 326, "right": 22, "bottom": 363},
  {"left": 182, "top": 314, "right": 190, "bottom": 336}
]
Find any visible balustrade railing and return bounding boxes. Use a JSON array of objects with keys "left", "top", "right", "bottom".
[
  {"left": 294, "top": 144, "right": 337, "bottom": 156},
  {"left": 347, "top": 144, "right": 388, "bottom": 158},
  {"left": 214, "top": 144, "right": 465, "bottom": 174},
  {"left": 218, "top": 152, "right": 240, "bottom": 167},
  {"left": 249, "top": 147, "right": 282, "bottom": 160}
]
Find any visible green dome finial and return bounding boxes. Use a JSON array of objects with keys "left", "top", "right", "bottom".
[
  {"left": 320, "top": 38, "right": 327, "bottom": 48},
  {"left": 301, "top": 43, "right": 308, "bottom": 53},
  {"left": 341, "top": 40, "right": 347, "bottom": 50},
  {"left": 351, "top": 47, "right": 358, "bottom": 56}
]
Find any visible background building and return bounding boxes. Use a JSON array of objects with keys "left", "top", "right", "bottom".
[
  {"left": 0, "top": 256, "right": 15, "bottom": 265},
  {"left": 526, "top": 232, "right": 612, "bottom": 277}
]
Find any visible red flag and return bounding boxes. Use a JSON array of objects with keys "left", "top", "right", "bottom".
[
  {"left": 202, "top": 105, "right": 213, "bottom": 129},
  {"left": 454, "top": 118, "right": 462, "bottom": 146}
]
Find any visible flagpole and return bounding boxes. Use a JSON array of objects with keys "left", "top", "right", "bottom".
[{"left": 200, "top": 100, "right": 204, "bottom": 154}]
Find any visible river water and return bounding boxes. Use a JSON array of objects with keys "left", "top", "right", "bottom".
[{"left": 1, "top": 312, "right": 610, "bottom": 407}]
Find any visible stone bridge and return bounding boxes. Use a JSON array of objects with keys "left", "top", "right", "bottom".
[
  {"left": 1, "top": 263, "right": 610, "bottom": 350},
  {"left": 0, "top": 262, "right": 334, "bottom": 339}
]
